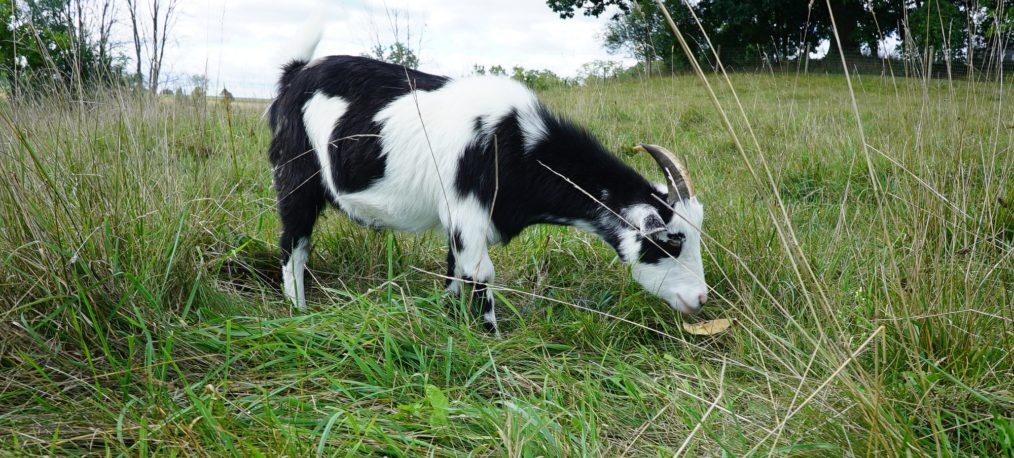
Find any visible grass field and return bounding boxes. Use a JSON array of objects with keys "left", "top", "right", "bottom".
[{"left": 1, "top": 73, "right": 1012, "bottom": 456}]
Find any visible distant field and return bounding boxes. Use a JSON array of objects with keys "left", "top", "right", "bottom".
[{"left": 1, "top": 73, "right": 1011, "bottom": 456}]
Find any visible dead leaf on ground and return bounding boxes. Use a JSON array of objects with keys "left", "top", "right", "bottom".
[{"left": 682, "top": 318, "right": 734, "bottom": 336}]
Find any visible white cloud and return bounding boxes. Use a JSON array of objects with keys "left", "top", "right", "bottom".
[{"left": 115, "top": 0, "right": 632, "bottom": 97}]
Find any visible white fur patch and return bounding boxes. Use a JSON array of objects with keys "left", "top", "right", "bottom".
[
  {"left": 568, "top": 219, "right": 597, "bottom": 233},
  {"left": 444, "top": 196, "right": 498, "bottom": 287},
  {"left": 517, "top": 103, "right": 548, "bottom": 152},
  {"left": 331, "top": 77, "right": 542, "bottom": 233},
  {"left": 444, "top": 195, "right": 501, "bottom": 249},
  {"left": 303, "top": 92, "right": 349, "bottom": 201},
  {"left": 282, "top": 237, "right": 310, "bottom": 309},
  {"left": 623, "top": 204, "right": 665, "bottom": 237},
  {"left": 617, "top": 227, "right": 641, "bottom": 264}
]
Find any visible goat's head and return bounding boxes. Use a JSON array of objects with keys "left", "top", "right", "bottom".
[{"left": 616, "top": 144, "right": 708, "bottom": 314}]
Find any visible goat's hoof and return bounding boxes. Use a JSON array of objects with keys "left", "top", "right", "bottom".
[{"left": 482, "top": 320, "right": 501, "bottom": 337}]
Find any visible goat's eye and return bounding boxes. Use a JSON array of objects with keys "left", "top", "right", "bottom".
[{"left": 665, "top": 233, "right": 686, "bottom": 251}]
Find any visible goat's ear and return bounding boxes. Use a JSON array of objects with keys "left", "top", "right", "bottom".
[{"left": 638, "top": 211, "right": 667, "bottom": 239}]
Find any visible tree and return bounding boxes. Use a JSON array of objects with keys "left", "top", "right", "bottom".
[
  {"left": 602, "top": 0, "right": 703, "bottom": 72},
  {"left": 124, "top": 0, "right": 178, "bottom": 93},
  {"left": 147, "top": 0, "right": 177, "bottom": 94},
  {"left": 821, "top": 1, "right": 904, "bottom": 57},
  {"left": 983, "top": 1, "right": 1014, "bottom": 41},
  {"left": 905, "top": 0, "right": 966, "bottom": 60},
  {"left": 696, "top": 0, "right": 830, "bottom": 61},
  {"left": 125, "top": 0, "right": 143, "bottom": 84},
  {"left": 364, "top": 8, "right": 421, "bottom": 69},
  {"left": 220, "top": 87, "right": 233, "bottom": 110},
  {"left": 472, "top": 64, "right": 507, "bottom": 76},
  {"left": 547, "top": 0, "right": 633, "bottom": 19},
  {"left": 1, "top": 0, "right": 124, "bottom": 97},
  {"left": 510, "top": 66, "right": 571, "bottom": 90},
  {"left": 95, "top": 0, "right": 114, "bottom": 70},
  {"left": 578, "top": 59, "right": 625, "bottom": 81},
  {"left": 549, "top": 0, "right": 704, "bottom": 71},
  {"left": 367, "top": 42, "right": 419, "bottom": 69},
  {"left": 189, "top": 73, "right": 207, "bottom": 99}
]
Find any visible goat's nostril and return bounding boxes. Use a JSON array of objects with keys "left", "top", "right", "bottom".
[{"left": 698, "top": 293, "right": 709, "bottom": 305}]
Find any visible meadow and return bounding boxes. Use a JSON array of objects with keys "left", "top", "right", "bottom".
[{"left": 1, "top": 72, "right": 1011, "bottom": 456}]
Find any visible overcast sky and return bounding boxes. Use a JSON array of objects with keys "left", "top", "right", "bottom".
[{"left": 122, "top": 0, "right": 632, "bottom": 98}]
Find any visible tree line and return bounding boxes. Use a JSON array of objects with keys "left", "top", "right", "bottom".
[
  {"left": 548, "top": 0, "right": 1014, "bottom": 72},
  {"left": 1, "top": 0, "right": 176, "bottom": 98}
]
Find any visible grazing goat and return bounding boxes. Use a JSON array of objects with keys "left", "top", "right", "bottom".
[{"left": 267, "top": 38, "right": 708, "bottom": 332}]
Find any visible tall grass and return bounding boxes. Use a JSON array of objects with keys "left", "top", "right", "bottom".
[{"left": 1, "top": 71, "right": 1011, "bottom": 455}]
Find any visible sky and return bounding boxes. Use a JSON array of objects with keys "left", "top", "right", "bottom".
[{"left": 121, "top": 0, "right": 634, "bottom": 98}]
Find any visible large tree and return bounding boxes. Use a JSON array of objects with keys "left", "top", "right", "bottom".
[
  {"left": 697, "top": 0, "right": 827, "bottom": 61},
  {"left": 822, "top": 1, "right": 904, "bottom": 57},
  {"left": 547, "top": 0, "right": 632, "bottom": 19}
]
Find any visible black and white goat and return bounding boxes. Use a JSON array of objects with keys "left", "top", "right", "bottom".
[{"left": 268, "top": 38, "right": 708, "bottom": 331}]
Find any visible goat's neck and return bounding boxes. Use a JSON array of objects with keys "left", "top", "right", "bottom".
[{"left": 527, "top": 155, "right": 652, "bottom": 251}]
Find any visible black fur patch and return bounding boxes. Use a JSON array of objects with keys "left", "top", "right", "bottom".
[
  {"left": 453, "top": 109, "right": 524, "bottom": 207},
  {"left": 270, "top": 56, "right": 449, "bottom": 199},
  {"left": 639, "top": 232, "right": 685, "bottom": 264},
  {"left": 446, "top": 230, "right": 462, "bottom": 287}
]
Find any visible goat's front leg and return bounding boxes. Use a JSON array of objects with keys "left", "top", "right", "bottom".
[{"left": 446, "top": 228, "right": 497, "bottom": 333}]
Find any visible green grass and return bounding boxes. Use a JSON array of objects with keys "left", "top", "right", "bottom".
[{"left": 1, "top": 73, "right": 1011, "bottom": 456}]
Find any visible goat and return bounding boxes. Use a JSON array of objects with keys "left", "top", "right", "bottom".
[{"left": 267, "top": 38, "right": 708, "bottom": 332}]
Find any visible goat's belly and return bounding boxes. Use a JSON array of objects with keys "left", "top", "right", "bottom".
[{"left": 335, "top": 187, "right": 441, "bottom": 233}]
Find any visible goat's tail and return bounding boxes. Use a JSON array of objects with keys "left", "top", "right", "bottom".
[{"left": 274, "top": 15, "right": 323, "bottom": 87}]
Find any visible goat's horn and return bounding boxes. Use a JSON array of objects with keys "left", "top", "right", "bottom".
[{"left": 635, "top": 143, "right": 694, "bottom": 203}]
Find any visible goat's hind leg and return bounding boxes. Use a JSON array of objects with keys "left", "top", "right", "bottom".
[{"left": 275, "top": 163, "right": 325, "bottom": 310}]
